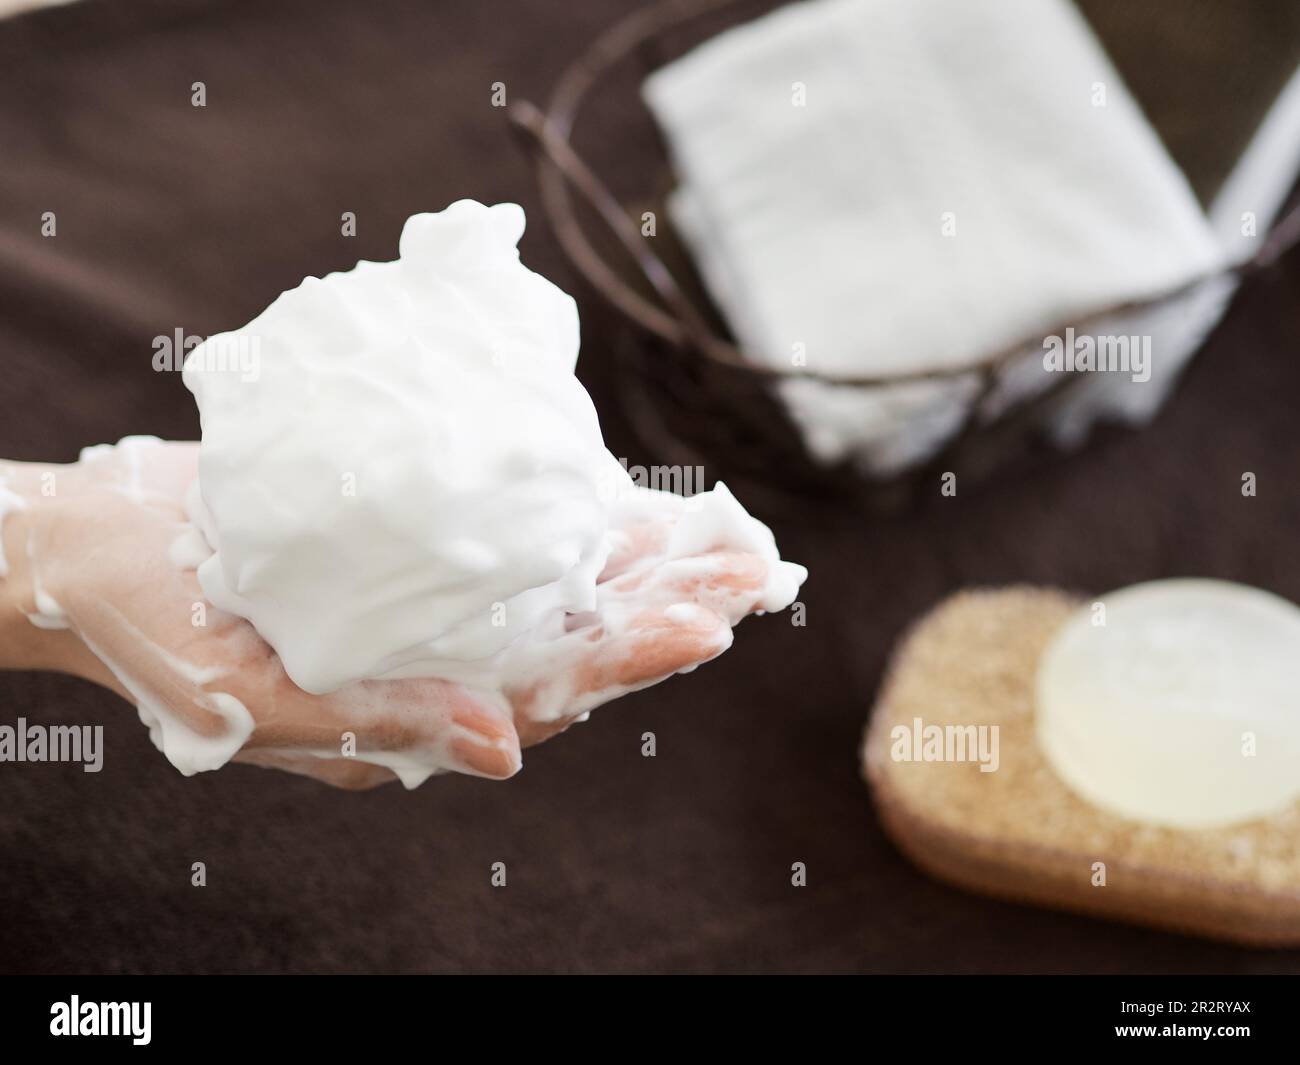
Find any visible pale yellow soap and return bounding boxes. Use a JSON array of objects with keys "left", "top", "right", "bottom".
[{"left": 1036, "top": 579, "right": 1300, "bottom": 829}]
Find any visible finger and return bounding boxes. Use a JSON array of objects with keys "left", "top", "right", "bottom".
[
  {"left": 345, "top": 682, "right": 522, "bottom": 780},
  {"left": 237, "top": 685, "right": 523, "bottom": 785},
  {"left": 447, "top": 693, "right": 523, "bottom": 779},
  {"left": 599, "top": 487, "right": 691, "bottom": 581},
  {"left": 511, "top": 602, "right": 733, "bottom": 747},
  {"left": 596, "top": 551, "right": 770, "bottom": 633},
  {"left": 627, "top": 551, "right": 771, "bottom": 624},
  {"left": 577, "top": 603, "right": 732, "bottom": 696},
  {"left": 249, "top": 676, "right": 523, "bottom": 782}
]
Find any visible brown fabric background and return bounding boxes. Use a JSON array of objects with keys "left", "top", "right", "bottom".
[
  {"left": 1078, "top": 0, "right": 1300, "bottom": 205},
  {"left": 1, "top": 0, "right": 1298, "bottom": 973}
]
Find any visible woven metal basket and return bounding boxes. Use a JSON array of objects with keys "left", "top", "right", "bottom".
[{"left": 510, "top": 0, "right": 1300, "bottom": 513}]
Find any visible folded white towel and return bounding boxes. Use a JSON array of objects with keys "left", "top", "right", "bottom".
[{"left": 643, "top": 0, "right": 1226, "bottom": 475}]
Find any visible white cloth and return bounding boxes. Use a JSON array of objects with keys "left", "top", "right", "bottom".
[
  {"left": 1053, "top": 58, "right": 1300, "bottom": 444},
  {"left": 643, "top": 0, "right": 1226, "bottom": 475}
]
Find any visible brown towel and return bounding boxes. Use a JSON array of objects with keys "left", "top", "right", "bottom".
[{"left": 0, "top": 0, "right": 1298, "bottom": 973}]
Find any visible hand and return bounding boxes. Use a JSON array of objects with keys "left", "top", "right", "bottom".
[{"left": 1, "top": 439, "right": 788, "bottom": 788}]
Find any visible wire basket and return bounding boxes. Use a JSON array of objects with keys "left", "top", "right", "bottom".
[{"left": 510, "top": 0, "right": 1300, "bottom": 513}]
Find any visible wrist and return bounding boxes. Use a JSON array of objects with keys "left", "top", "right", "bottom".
[{"left": 0, "top": 473, "right": 83, "bottom": 674}]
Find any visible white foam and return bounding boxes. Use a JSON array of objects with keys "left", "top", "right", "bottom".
[{"left": 183, "top": 202, "right": 806, "bottom": 713}]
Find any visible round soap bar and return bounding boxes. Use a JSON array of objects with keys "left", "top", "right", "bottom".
[{"left": 1036, "top": 579, "right": 1300, "bottom": 829}]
